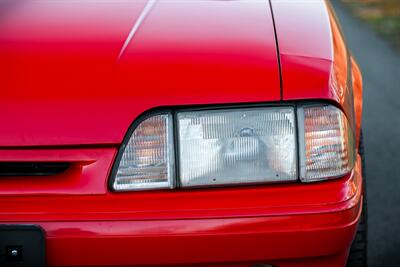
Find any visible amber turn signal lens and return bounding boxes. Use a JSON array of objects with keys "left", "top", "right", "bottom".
[
  {"left": 298, "top": 104, "right": 355, "bottom": 182},
  {"left": 113, "top": 114, "right": 175, "bottom": 191}
]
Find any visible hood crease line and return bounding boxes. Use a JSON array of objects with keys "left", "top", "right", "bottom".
[{"left": 117, "top": 0, "right": 157, "bottom": 62}]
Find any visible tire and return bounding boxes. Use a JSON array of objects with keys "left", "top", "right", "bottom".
[{"left": 346, "top": 130, "right": 368, "bottom": 267}]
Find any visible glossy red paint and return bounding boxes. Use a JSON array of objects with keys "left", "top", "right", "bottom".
[
  {"left": 0, "top": 0, "right": 280, "bottom": 147},
  {"left": 1, "top": 156, "right": 363, "bottom": 266},
  {"left": 0, "top": 148, "right": 116, "bottom": 195},
  {"left": 42, "top": 206, "right": 359, "bottom": 267},
  {"left": 0, "top": 0, "right": 363, "bottom": 266},
  {"left": 351, "top": 57, "right": 363, "bottom": 143},
  {"left": 271, "top": 0, "right": 362, "bottom": 139},
  {"left": 270, "top": 1, "right": 334, "bottom": 99},
  {"left": 0, "top": 156, "right": 362, "bottom": 220}
]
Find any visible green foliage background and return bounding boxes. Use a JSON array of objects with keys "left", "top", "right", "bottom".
[{"left": 341, "top": 0, "right": 400, "bottom": 49}]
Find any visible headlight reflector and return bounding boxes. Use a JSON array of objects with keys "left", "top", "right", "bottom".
[
  {"left": 298, "top": 104, "right": 355, "bottom": 182},
  {"left": 177, "top": 108, "right": 297, "bottom": 187},
  {"left": 112, "top": 114, "right": 175, "bottom": 191}
]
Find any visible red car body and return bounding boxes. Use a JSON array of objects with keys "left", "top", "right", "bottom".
[{"left": 0, "top": 0, "right": 363, "bottom": 266}]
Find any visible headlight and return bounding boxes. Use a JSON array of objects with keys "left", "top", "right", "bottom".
[
  {"left": 111, "top": 103, "right": 355, "bottom": 191},
  {"left": 177, "top": 108, "right": 297, "bottom": 187}
]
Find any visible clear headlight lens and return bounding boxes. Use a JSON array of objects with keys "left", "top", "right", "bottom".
[
  {"left": 177, "top": 108, "right": 297, "bottom": 187},
  {"left": 298, "top": 104, "right": 355, "bottom": 182},
  {"left": 112, "top": 114, "right": 175, "bottom": 191}
]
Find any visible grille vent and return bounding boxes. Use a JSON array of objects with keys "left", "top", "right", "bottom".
[{"left": 0, "top": 162, "right": 70, "bottom": 176}]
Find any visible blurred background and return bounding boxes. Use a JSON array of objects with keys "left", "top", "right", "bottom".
[
  {"left": 332, "top": 1, "right": 400, "bottom": 266},
  {"left": 341, "top": 0, "right": 400, "bottom": 48}
]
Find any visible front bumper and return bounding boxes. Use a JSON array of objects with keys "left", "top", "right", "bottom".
[
  {"left": 44, "top": 203, "right": 360, "bottom": 267},
  {"left": 0, "top": 156, "right": 363, "bottom": 267}
]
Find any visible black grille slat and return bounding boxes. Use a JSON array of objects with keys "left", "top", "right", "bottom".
[{"left": 0, "top": 162, "right": 70, "bottom": 176}]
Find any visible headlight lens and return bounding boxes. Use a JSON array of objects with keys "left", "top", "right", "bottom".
[
  {"left": 111, "top": 103, "right": 356, "bottom": 191},
  {"left": 298, "top": 104, "right": 355, "bottom": 182},
  {"left": 112, "top": 114, "right": 175, "bottom": 191},
  {"left": 177, "top": 108, "right": 297, "bottom": 187}
]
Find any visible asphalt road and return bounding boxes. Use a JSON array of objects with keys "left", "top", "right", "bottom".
[{"left": 332, "top": 2, "right": 400, "bottom": 267}]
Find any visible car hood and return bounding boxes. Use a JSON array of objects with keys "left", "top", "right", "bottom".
[{"left": 0, "top": 0, "right": 280, "bottom": 147}]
